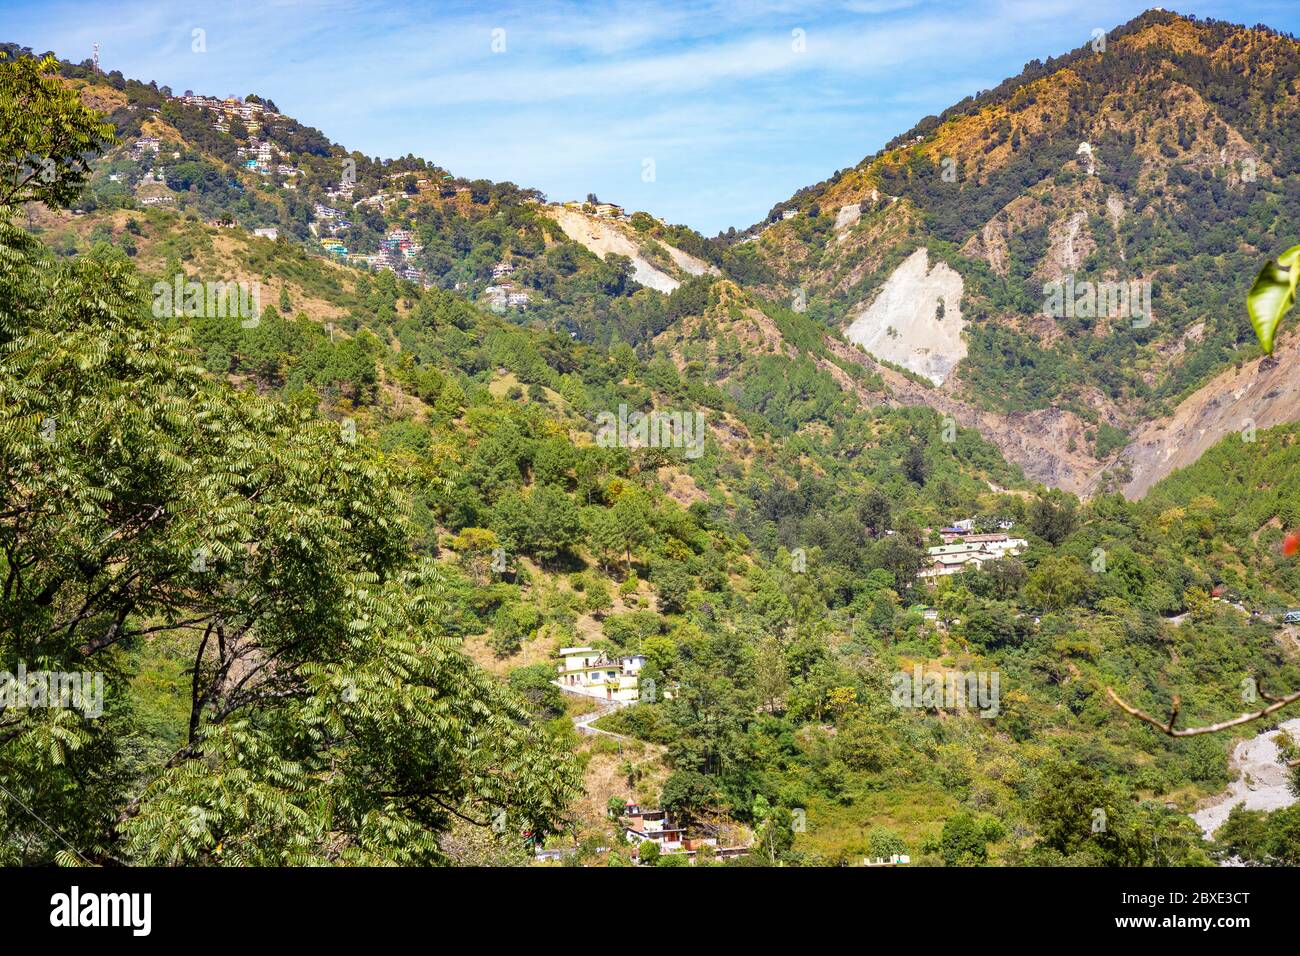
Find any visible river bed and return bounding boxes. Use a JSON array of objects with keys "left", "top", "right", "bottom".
[{"left": 1190, "top": 717, "right": 1300, "bottom": 841}]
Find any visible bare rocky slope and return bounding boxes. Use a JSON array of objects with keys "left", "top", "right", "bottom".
[
  {"left": 544, "top": 206, "right": 718, "bottom": 293},
  {"left": 827, "top": 336, "right": 1112, "bottom": 494},
  {"left": 723, "top": 10, "right": 1300, "bottom": 499},
  {"left": 843, "top": 247, "right": 966, "bottom": 386},
  {"left": 1110, "top": 330, "right": 1300, "bottom": 499}
]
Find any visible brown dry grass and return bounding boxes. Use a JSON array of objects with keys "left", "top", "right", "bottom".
[{"left": 572, "top": 736, "right": 668, "bottom": 838}]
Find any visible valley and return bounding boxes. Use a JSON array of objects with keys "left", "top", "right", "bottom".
[{"left": 3, "top": 7, "right": 1300, "bottom": 873}]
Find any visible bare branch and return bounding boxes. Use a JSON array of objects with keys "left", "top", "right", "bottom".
[{"left": 1106, "top": 685, "right": 1300, "bottom": 737}]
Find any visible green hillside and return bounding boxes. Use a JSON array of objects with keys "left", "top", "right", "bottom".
[
  {"left": 735, "top": 10, "right": 1300, "bottom": 487},
  {"left": 3, "top": 33, "right": 1300, "bottom": 869}
]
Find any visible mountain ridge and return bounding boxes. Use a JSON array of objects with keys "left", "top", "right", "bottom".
[
  {"left": 727, "top": 9, "right": 1300, "bottom": 496},
  {"left": 10, "top": 8, "right": 1300, "bottom": 499}
]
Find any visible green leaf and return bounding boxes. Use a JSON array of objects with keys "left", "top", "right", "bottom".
[{"left": 1246, "top": 244, "right": 1300, "bottom": 355}]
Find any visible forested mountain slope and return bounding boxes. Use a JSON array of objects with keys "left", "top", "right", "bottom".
[
  {"left": 734, "top": 10, "right": 1300, "bottom": 494},
  {"left": 22, "top": 10, "right": 1300, "bottom": 497},
  {"left": 5, "top": 24, "right": 1300, "bottom": 868}
]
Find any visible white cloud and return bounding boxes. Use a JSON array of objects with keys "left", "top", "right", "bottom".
[{"left": 1, "top": 0, "right": 1273, "bottom": 232}]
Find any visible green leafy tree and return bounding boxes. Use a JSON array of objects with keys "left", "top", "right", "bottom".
[
  {"left": 752, "top": 794, "right": 794, "bottom": 864},
  {"left": 590, "top": 492, "right": 653, "bottom": 570},
  {"left": 867, "top": 826, "right": 907, "bottom": 861},
  {"left": 1029, "top": 490, "right": 1078, "bottom": 544},
  {"left": 0, "top": 52, "right": 114, "bottom": 212},
  {"left": 528, "top": 485, "right": 582, "bottom": 564},
  {"left": 582, "top": 575, "right": 614, "bottom": 617},
  {"left": 1026, "top": 761, "right": 1144, "bottom": 866},
  {"left": 1246, "top": 243, "right": 1300, "bottom": 355},
  {"left": 1025, "top": 555, "right": 1089, "bottom": 611},
  {"left": 659, "top": 770, "right": 717, "bottom": 828},
  {"left": 637, "top": 839, "right": 660, "bottom": 866},
  {"left": 940, "top": 811, "right": 991, "bottom": 866},
  {"left": 0, "top": 56, "right": 578, "bottom": 865},
  {"left": 651, "top": 558, "right": 692, "bottom": 615}
]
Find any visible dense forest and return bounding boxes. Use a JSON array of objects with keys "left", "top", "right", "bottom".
[{"left": 3, "top": 22, "right": 1300, "bottom": 869}]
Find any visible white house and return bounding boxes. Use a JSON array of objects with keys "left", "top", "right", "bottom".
[
  {"left": 980, "top": 535, "right": 1028, "bottom": 558},
  {"left": 556, "top": 647, "right": 645, "bottom": 702},
  {"left": 918, "top": 535, "right": 1026, "bottom": 582},
  {"left": 623, "top": 806, "right": 687, "bottom": 853}
]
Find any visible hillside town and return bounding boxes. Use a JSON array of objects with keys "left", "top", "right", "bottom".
[{"left": 105, "top": 87, "right": 666, "bottom": 301}]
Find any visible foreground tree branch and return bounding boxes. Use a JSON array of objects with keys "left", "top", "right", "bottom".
[{"left": 1106, "top": 685, "right": 1300, "bottom": 765}]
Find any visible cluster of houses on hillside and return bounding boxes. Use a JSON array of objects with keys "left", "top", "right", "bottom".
[
  {"left": 484, "top": 286, "right": 531, "bottom": 310},
  {"left": 129, "top": 136, "right": 162, "bottom": 160},
  {"left": 382, "top": 228, "right": 421, "bottom": 258},
  {"left": 483, "top": 261, "right": 530, "bottom": 310},
  {"left": 311, "top": 213, "right": 429, "bottom": 282},
  {"left": 356, "top": 192, "right": 394, "bottom": 211},
  {"left": 385, "top": 169, "right": 437, "bottom": 192},
  {"left": 173, "top": 92, "right": 280, "bottom": 136},
  {"left": 534, "top": 802, "right": 751, "bottom": 865},
  {"left": 133, "top": 96, "right": 438, "bottom": 285},
  {"left": 560, "top": 199, "right": 628, "bottom": 220},
  {"left": 304, "top": 169, "right": 436, "bottom": 283},
  {"left": 121, "top": 136, "right": 179, "bottom": 202},
  {"left": 326, "top": 172, "right": 462, "bottom": 214},
  {"left": 133, "top": 167, "right": 173, "bottom": 206},
  {"left": 311, "top": 202, "right": 350, "bottom": 237},
  {"left": 917, "top": 518, "right": 1026, "bottom": 583},
  {"left": 237, "top": 138, "right": 277, "bottom": 174},
  {"left": 348, "top": 229, "right": 427, "bottom": 284},
  {"left": 324, "top": 181, "right": 353, "bottom": 204}
]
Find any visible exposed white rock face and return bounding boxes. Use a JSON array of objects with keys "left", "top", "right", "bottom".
[
  {"left": 548, "top": 207, "right": 678, "bottom": 291},
  {"left": 1077, "top": 141, "right": 1095, "bottom": 175},
  {"left": 545, "top": 206, "right": 717, "bottom": 293},
  {"left": 834, "top": 203, "right": 861, "bottom": 231},
  {"left": 844, "top": 247, "right": 965, "bottom": 386}
]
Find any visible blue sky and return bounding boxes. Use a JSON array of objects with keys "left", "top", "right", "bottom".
[{"left": 3, "top": 1, "right": 1298, "bottom": 234}]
